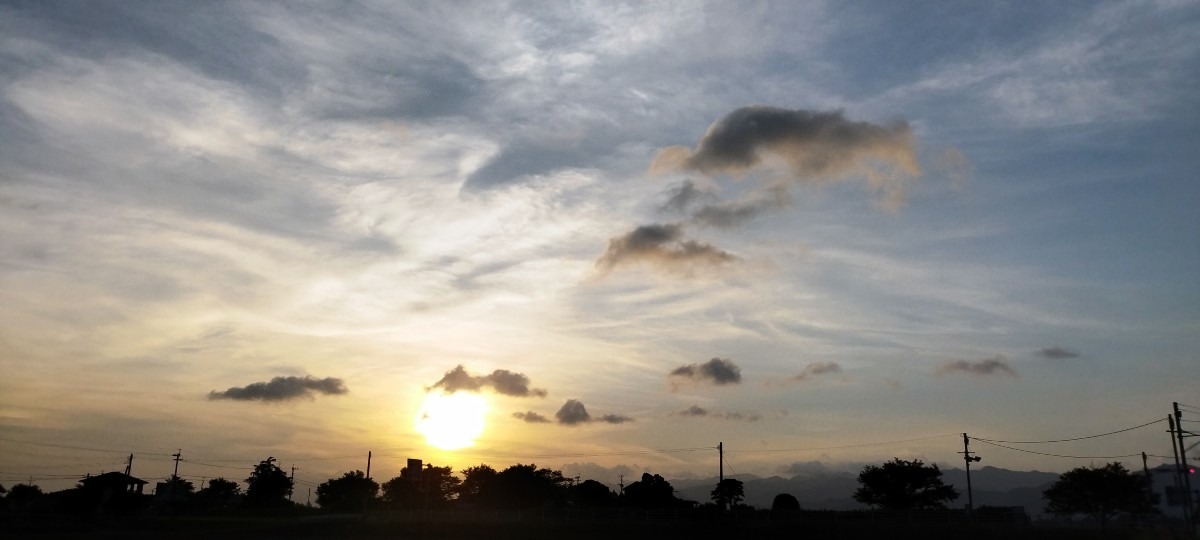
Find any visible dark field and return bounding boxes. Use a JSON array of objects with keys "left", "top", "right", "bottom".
[{"left": 3, "top": 513, "right": 1189, "bottom": 540}]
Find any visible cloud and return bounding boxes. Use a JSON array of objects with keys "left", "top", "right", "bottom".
[
  {"left": 659, "top": 179, "right": 714, "bottom": 213},
  {"left": 651, "top": 106, "right": 921, "bottom": 208},
  {"left": 655, "top": 106, "right": 919, "bottom": 179},
  {"left": 428, "top": 365, "right": 547, "bottom": 397},
  {"left": 936, "top": 356, "right": 1017, "bottom": 377},
  {"left": 512, "top": 411, "right": 550, "bottom": 423},
  {"left": 554, "top": 399, "right": 632, "bottom": 426},
  {"left": 597, "top": 413, "right": 634, "bottom": 424},
  {"left": 669, "top": 358, "right": 743, "bottom": 389},
  {"left": 595, "top": 223, "right": 737, "bottom": 274},
  {"left": 792, "top": 361, "right": 842, "bottom": 382},
  {"left": 208, "top": 375, "right": 348, "bottom": 402},
  {"left": 1035, "top": 345, "right": 1080, "bottom": 359},
  {"left": 556, "top": 399, "right": 592, "bottom": 425},
  {"left": 672, "top": 405, "right": 760, "bottom": 422}
]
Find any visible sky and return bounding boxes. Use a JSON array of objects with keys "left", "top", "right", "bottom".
[{"left": 1, "top": 1, "right": 1199, "bottom": 494}]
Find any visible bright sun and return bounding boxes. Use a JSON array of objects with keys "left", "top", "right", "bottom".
[{"left": 415, "top": 392, "right": 487, "bottom": 450}]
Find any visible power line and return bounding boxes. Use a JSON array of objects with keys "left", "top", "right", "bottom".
[
  {"left": 974, "top": 438, "right": 1142, "bottom": 460},
  {"left": 449, "top": 446, "right": 716, "bottom": 461},
  {"left": 0, "top": 437, "right": 173, "bottom": 456},
  {"left": 974, "top": 417, "right": 1164, "bottom": 444},
  {"left": 732, "top": 434, "right": 958, "bottom": 454}
]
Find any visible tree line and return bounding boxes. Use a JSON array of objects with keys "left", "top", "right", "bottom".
[{"left": 1, "top": 455, "right": 1165, "bottom": 525}]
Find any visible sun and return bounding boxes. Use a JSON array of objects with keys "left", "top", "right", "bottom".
[{"left": 415, "top": 392, "right": 488, "bottom": 450}]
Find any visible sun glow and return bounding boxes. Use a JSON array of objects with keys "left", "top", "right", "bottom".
[{"left": 415, "top": 392, "right": 487, "bottom": 450}]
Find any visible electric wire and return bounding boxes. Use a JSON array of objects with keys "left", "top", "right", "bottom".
[
  {"left": 730, "top": 434, "right": 958, "bottom": 454},
  {"left": 974, "top": 438, "right": 1142, "bottom": 459},
  {"left": 0, "top": 436, "right": 173, "bottom": 456},
  {"left": 974, "top": 417, "right": 1163, "bottom": 444},
  {"left": 450, "top": 446, "right": 716, "bottom": 461}
]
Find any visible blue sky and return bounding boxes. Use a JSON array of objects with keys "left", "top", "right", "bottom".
[{"left": 1, "top": 1, "right": 1198, "bottom": 492}]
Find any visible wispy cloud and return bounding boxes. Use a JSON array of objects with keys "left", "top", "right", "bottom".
[
  {"left": 670, "top": 358, "right": 742, "bottom": 390},
  {"left": 208, "top": 375, "right": 347, "bottom": 402},
  {"left": 935, "top": 356, "right": 1017, "bottom": 377},
  {"left": 792, "top": 361, "right": 843, "bottom": 382},
  {"left": 673, "top": 405, "right": 761, "bottom": 422},
  {"left": 428, "top": 365, "right": 547, "bottom": 397},
  {"left": 1035, "top": 345, "right": 1079, "bottom": 359}
]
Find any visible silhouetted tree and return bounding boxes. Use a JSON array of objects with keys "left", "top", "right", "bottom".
[
  {"left": 771, "top": 493, "right": 801, "bottom": 516},
  {"left": 316, "top": 470, "right": 378, "bottom": 513},
  {"left": 5, "top": 483, "right": 42, "bottom": 512},
  {"left": 490, "top": 464, "right": 569, "bottom": 509},
  {"left": 161, "top": 475, "right": 195, "bottom": 498},
  {"left": 853, "top": 458, "right": 958, "bottom": 510},
  {"left": 244, "top": 457, "right": 293, "bottom": 509},
  {"left": 457, "top": 464, "right": 498, "bottom": 507},
  {"left": 622, "top": 473, "right": 680, "bottom": 509},
  {"left": 1043, "top": 462, "right": 1153, "bottom": 526},
  {"left": 571, "top": 479, "right": 617, "bottom": 507},
  {"left": 711, "top": 478, "right": 744, "bottom": 509},
  {"left": 382, "top": 463, "right": 460, "bottom": 509},
  {"left": 195, "top": 477, "right": 241, "bottom": 510}
]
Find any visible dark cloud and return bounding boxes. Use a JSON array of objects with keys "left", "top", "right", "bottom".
[
  {"left": 556, "top": 399, "right": 592, "bottom": 425},
  {"left": 670, "top": 358, "right": 743, "bottom": 388},
  {"left": 793, "top": 361, "right": 842, "bottom": 382},
  {"left": 653, "top": 106, "right": 919, "bottom": 180},
  {"left": 678, "top": 405, "right": 709, "bottom": 417},
  {"left": 428, "top": 365, "right": 547, "bottom": 397},
  {"left": 936, "top": 356, "right": 1017, "bottom": 377},
  {"left": 595, "top": 223, "right": 736, "bottom": 273},
  {"left": 512, "top": 411, "right": 550, "bottom": 423},
  {"left": 597, "top": 414, "right": 634, "bottom": 424},
  {"left": 554, "top": 399, "right": 631, "bottom": 426},
  {"left": 1036, "top": 345, "right": 1080, "bottom": 359},
  {"left": 208, "top": 375, "right": 347, "bottom": 402}
]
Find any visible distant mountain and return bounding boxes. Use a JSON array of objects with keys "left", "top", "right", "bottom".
[{"left": 669, "top": 465, "right": 1060, "bottom": 515}]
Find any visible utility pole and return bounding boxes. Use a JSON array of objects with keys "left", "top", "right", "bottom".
[
  {"left": 366, "top": 451, "right": 372, "bottom": 480},
  {"left": 619, "top": 475, "right": 624, "bottom": 495},
  {"left": 1174, "top": 403, "right": 1194, "bottom": 531},
  {"left": 718, "top": 442, "right": 724, "bottom": 483},
  {"left": 289, "top": 465, "right": 296, "bottom": 502},
  {"left": 1169, "top": 416, "right": 1186, "bottom": 521},
  {"left": 959, "top": 434, "right": 981, "bottom": 514},
  {"left": 124, "top": 453, "right": 133, "bottom": 476},
  {"left": 172, "top": 450, "right": 182, "bottom": 478},
  {"left": 168, "top": 449, "right": 182, "bottom": 502}
]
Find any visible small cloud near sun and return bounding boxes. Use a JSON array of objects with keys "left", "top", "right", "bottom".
[
  {"left": 208, "top": 375, "right": 347, "bottom": 402},
  {"left": 512, "top": 411, "right": 550, "bottom": 423},
  {"left": 553, "top": 399, "right": 633, "bottom": 426},
  {"left": 428, "top": 365, "right": 547, "bottom": 397}
]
